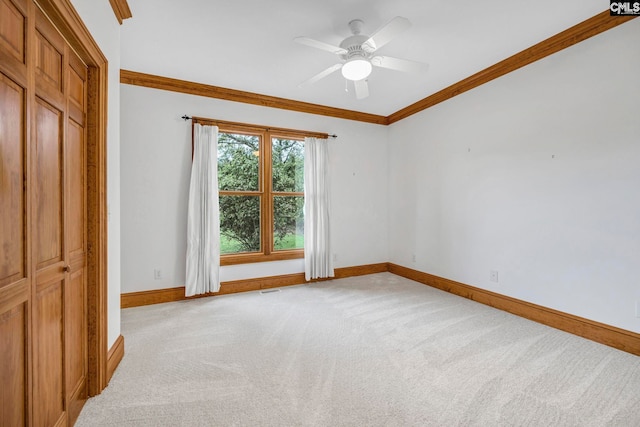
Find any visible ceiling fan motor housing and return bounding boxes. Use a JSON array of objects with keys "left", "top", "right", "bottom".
[
  {"left": 339, "top": 35, "right": 371, "bottom": 61},
  {"left": 340, "top": 23, "right": 372, "bottom": 81}
]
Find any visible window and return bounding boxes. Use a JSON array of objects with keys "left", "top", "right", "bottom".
[{"left": 215, "top": 121, "right": 320, "bottom": 265}]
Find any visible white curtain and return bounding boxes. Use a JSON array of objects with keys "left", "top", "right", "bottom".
[
  {"left": 304, "top": 137, "right": 334, "bottom": 281},
  {"left": 185, "top": 124, "right": 220, "bottom": 296}
]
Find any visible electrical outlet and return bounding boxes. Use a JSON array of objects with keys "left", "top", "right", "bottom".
[
  {"left": 154, "top": 269, "right": 162, "bottom": 280},
  {"left": 636, "top": 301, "right": 640, "bottom": 318},
  {"left": 412, "top": 254, "right": 416, "bottom": 262},
  {"left": 490, "top": 270, "right": 499, "bottom": 283}
]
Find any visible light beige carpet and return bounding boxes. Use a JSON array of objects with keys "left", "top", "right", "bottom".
[{"left": 76, "top": 273, "right": 640, "bottom": 426}]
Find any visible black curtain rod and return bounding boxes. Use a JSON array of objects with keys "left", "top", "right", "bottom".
[{"left": 181, "top": 115, "right": 337, "bottom": 138}]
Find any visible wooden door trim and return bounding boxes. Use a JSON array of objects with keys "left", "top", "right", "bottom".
[{"left": 35, "top": 0, "right": 109, "bottom": 396}]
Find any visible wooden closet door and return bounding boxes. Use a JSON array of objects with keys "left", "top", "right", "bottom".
[
  {"left": 0, "top": 0, "right": 30, "bottom": 425},
  {"left": 64, "top": 43, "right": 89, "bottom": 426},
  {"left": 32, "top": 6, "right": 88, "bottom": 427},
  {"left": 32, "top": 7, "right": 68, "bottom": 426},
  {"left": 2, "top": 1, "right": 90, "bottom": 425}
]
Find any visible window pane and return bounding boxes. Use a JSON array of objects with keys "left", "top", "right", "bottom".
[
  {"left": 273, "top": 195, "right": 304, "bottom": 251},
  {"left": 218, "top": 133, "right": 260, "bottom": 191},
  {"left": 219, "top": 195, "right": 261, "bottom": 254},
  {"left": 272, "top": 138, "right": 304, "bottom": 193}
]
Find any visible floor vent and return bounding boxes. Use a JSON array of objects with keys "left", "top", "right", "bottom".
[{"left": 260, "top": 289, "right": 281, "bottom": 294}]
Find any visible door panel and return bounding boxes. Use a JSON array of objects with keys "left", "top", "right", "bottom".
[
  {"left": 34, "top": 98, "right": 64, "bottom": 270},
  {"left": 0, "top": 0, "right": 26, "bottom": 64},
  {"left": 66, "top": 119, "right": 84, "bottom": 256},
  {"left": 35, "top": 7, "right": 64, "bottom": 112},
  {"left": 35, "top": 29, "right": 62, "bottom": 89},
  {"left": 33, "top": 281, "right": 65, "bottom": 427},
  {"left": 0, "top": 73, "right": 26, "bottom": 289},
  {"left": 0, "top": 303, "right": 27, "bottom": 426},
  {"left": 65, "top": 269, "right": 85, "bottom": 397},
  {"left": 35, "top": 8, "right": 64, "bottom": 94},
  {"left": 67, "top": 53, "right": 85, "bottom": 127}
]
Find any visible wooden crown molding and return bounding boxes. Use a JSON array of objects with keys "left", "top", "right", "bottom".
[
  {"left": 387, "top": 11, "right": 637, "bottom": 124},
  {"left": 120, "top": 11, "right": 636, "bottom": 126},
  {"left": 119, "top": 70, "right": 389, "bottom": 125},
  {"left": 109, "top": 0, "right": 132, "bottom": 25}
]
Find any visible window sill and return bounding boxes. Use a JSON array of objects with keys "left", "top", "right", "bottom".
[{"left": 220, "top": 250, "right": 304, "bottom": 266}]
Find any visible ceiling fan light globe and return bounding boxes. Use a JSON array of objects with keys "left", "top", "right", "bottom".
[{"left": 341, "top": 58, "right": 372, "bottom": 81}]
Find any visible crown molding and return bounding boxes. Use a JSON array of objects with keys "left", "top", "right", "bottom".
[
  {"left": 120, "top": 70, "right": 389, "bottom": 125},
  {"left": 109, "top": 0, "right": 132, "bottom": 25},
  {"left": 387, "top": 11, "right": 637, "bottom": 124},
  {"left": 120, "top": 11, "right": 636, "bottom": 125}
]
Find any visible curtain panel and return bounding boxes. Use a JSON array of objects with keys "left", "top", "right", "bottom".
[
  {"left": 304, "top": 137, "right": 334, "bottom": 281},
  {"left": 186, "top": 124, "right": 221, "bottom": 296}
]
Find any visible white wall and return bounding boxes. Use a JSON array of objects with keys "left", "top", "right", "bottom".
[
  {"left": 388, "top": 19, "right": 640, "bottom": 333},
  {"left": 117, "top": 10, "right": 639, "bottom": 336},
  {"left": 70, "top": 0, "right": 122, "bottom": 347},
  {"left": 119, "top": 85, "right": 389, "bottom": 293}
]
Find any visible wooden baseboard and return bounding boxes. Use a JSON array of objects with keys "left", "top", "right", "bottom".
[
  {"left": 120, "top": 262, "right": 640, "bottom": 356},
  {"left": 121, "top": 263, "right": 388, "bottom": 308},
  {"left": 334, "top": 262, "right": 388, "bottom": 278},
  {"left": 106, "top": 334, "right": 124, "bottom": 383},
  {"left": 388, "top": 263, "right": 640, "bottom": 356}
]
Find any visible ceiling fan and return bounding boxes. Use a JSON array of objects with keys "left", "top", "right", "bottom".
[{"left": 295, "top": 16, "right": 428, "bottom": 99}]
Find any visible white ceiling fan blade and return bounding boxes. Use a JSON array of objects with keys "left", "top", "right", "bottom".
[
  {"left": 294, "top": 37, "right": 348, "bottom": 55},
  {"left": 362, "top": 16, "right": 411, "bottom": 52},
  {"left": 371, "top": 55, "right": 428, "bottom": 73},
  {"left": 299, "top": 63, "right": 343, "bottom": 87},
  {"left": 354, "top": 79, "right": 369, "bottom": 99}
]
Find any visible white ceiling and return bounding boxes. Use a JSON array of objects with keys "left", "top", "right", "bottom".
[{"left": 121, "top": 0, "right": 605, "bottom": 116}]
